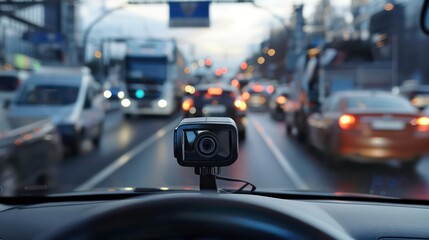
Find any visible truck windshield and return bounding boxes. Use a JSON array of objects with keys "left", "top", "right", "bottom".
[
  {"left": 16, "top": 84, "right": 79, "bottom": 106},
  {"left": 125, "top": 57, "right": 167, "bottom": 84}
]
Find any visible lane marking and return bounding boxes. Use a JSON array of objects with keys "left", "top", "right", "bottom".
[
  {"left": 75, "top": 117, "right": 181, "bottom": 191},
  {"left": 250, "top": 116, "right": 309, "bottom": 190}
]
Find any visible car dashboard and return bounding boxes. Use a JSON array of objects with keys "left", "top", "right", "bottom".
[{"left": 0, "top": 192, "right": 428, "bottom": 239}]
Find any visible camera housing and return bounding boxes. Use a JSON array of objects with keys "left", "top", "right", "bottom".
[{"left": 174, "top": 117, "right": 239, "bottom": 167}]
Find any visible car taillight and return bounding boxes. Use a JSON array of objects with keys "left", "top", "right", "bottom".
[
  {"left": 242, "top": 92, "right": 250, "bottom": 100},
  {"left": 231, "top": 79, "right": 240, "bottom": 88},
  {"left": 411, "top": 116, "right": 429, "bottom": 131},
  {"left": 416, "top": 117, "right": 429, "bottom": 126},
  {"left": 338, "top": 114, "right": 356, "bottom": 130},
  {"left": 266, "top": 85, "right": 274, "bottom": 94},
  {"left": 276, "top": 96, "right": 287, "bottom": 105},
  {"left": 252, "top": 84, "right": 263, "bottom": 92},
  {"left": 207, "top": 88, "right": 223, "bottom": 96},
  {"left": 234, "top": 99, "right": 247, "bottom": 111},
  {"left": 182, "top": 98, "right": 194, "bottom": 111}
]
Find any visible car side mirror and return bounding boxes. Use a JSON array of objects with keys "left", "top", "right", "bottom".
[{"left": 421, "top": 0, "right": 429, "bottom": 34}]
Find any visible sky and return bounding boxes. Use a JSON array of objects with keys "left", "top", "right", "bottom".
[{"left": 82, "top": 0, "right": 351, "bottom": 71}]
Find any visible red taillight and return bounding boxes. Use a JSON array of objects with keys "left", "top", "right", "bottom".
[
  {"left": 276, "top": 96, "right": 287, "bottom": 105},
  {"left": 416, "top": 117, "right": 429, "bottom": 126},
  {"left": 182, "top": 98, "right": 194, "bottom": 111},
  {"left": 338, "top": 114, "right": 356, "bottom": 130},
  {"left": 411, "top": 116, "right": 429, "bottom": 131},
  {"left": 266, "top": 85, "right": 274, "bottom": 94},
  {"left": 207, "top": 88, "right": 223, "bottom": 96},
  {"left": 242, "top": 92, "right": 250, "bottom": 100},
  {"left": 231, "top": 79, "right": 240, "bottom": 88},
  {"left": 234, "top": 99, "right": 247, "bottom": 111},
  {"left": 252, "top": 84, "right": 263, "bottom": 92}
]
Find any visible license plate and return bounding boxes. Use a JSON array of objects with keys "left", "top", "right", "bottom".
[
  {"left": 202, "top": 105, "right": 226, "bottom": 115},
  {"left": 250, "top": 96, "right": 265, "bottom": 105},
  {"left": 371, "top": 120, "right": 405, "bottom": 130}
]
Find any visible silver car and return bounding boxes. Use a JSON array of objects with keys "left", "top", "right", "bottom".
[{"left": 7, "top": 67, "right": 106, "bottom": 155}]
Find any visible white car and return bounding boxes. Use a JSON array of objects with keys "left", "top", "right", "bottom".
[{"left": 7, "top": 67, "right": 105, "bottom": 155}]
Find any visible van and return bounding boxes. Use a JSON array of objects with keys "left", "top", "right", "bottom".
[{"left": 7, "top": 67, "right": 105, "bottom": 155}]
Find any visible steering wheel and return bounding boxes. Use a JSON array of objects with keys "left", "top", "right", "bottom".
[{"left": 43, "top": 193, "right": 350, "bottom": 240}]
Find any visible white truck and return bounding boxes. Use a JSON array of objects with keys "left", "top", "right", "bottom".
[{"left": 120, "top": 39, "right": 187, "bottom": 117}]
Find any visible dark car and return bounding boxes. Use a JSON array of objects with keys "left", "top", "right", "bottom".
[
  {"left": 268, "top": 86, "right": 290, "bottom": 121},
  {"left": 181, "top": 85, "right": 247, "bottom": 138},
  {"left": 307, "top": 91, "right": 429, "bottom": 167},
  {"left": 0, "top": 113, "right": 63, "bottom": 195},
  {"left": 241, "top": 82, "right": 276, "bottom": 111},
  {"left": 103, "top": 86, "right": 125, "bottom": 101}
]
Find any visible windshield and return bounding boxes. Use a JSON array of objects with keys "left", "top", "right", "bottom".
[
  {"left": 125, "top": 57, "right": 168, "bottom": 84},
  {"left": 2, "top": 0, "right": 429, "bottom": 201},
  {"left": 16, "top": 84, "right": 79, "bottom": 106}
]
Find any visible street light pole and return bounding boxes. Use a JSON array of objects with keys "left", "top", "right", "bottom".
[{"left": 81, "top": 4, "right": 127, "bottom": 64}]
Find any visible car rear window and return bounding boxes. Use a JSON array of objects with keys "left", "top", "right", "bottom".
[
  {"left": 346, "top": 96, "right": 415, "bottom": 111},
  {"left": 16, "top": 84, "right": 79, "bottom": 105},
  {"left": 195, "top": 88, "right": 235, "bottom": 104},
  {"left": 0, "top": 76, "right": 20, "bottom": 92}
]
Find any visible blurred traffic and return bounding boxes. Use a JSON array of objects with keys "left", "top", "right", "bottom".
[{"left": 0, "top": 0, "right": 429, "bottom": 200}]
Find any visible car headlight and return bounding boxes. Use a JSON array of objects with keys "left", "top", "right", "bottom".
[
  {"left": 103, "top": 90, "right": 112, "bottom": 99},
  {"left": 117, "top": 91, "right": 125, "bottom": 99}
]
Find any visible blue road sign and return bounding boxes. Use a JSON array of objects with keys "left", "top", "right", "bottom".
[
  {"left": 169, "top": 1, "right": 210, "bottom": 28},
  {"left": 23, "top": 31, "right": 64, "bottom": 44}
]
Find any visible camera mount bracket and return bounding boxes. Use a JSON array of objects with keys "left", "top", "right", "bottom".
[{"left": 195, "top": 167, "right": 220, "bottom": 191}]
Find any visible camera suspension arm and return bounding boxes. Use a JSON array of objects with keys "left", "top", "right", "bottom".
[{"left": 195, "top": 167, "right": 220, "bottom": 191}]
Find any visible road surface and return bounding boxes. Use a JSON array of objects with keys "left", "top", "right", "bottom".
[{"left": 57, "top": 110, "right": 429, "bottom": 199}]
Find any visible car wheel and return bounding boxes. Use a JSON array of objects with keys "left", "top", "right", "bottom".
[
  {"left": 305, "top": 130, "right": 316, "bottom": 153},
  {"left": 0, "top": 164, "right": 18, "bottom": 196},
  {"left": 402, "top": 157, "right": 421, "bottom": 170},
  {"left": 323, "top": 138, "right": 341, "bottom": 166},
  {"left": 296, "top": 126, "right": 306, "bottom": 142},
  {"left": 69, "top": 132, "right": 82, "bottom": 156},
  {"left": 285, "top": 124, "right": 292, "bottom": 135},
  {"left": 92, "top": 122, "right": 104, "bottom": 148}
]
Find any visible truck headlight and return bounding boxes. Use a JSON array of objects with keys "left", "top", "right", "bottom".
[
  {"left": 158, "top": 99, "right": 168, "bottom": 108},
  {"left": 118, "top": 91, "right": 125, "bottom": 99},
  {"left": 121, "top": 99, "right": 131, "bottom": 108}
]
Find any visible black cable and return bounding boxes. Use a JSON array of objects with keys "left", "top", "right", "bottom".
[{"left": 215, "top": 175, "right": 257, "bottom": 193}]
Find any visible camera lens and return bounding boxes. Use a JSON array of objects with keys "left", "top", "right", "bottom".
[
  {"left": 195, "top": 132, "right": 219, "bottom": 159},
  {"left": 199, "top": 138, "right": 216, "bottom": 154}
]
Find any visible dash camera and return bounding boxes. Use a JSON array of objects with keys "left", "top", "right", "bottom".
[{"left": 174, "top": 117, "right": 239, "bottom": 167}]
